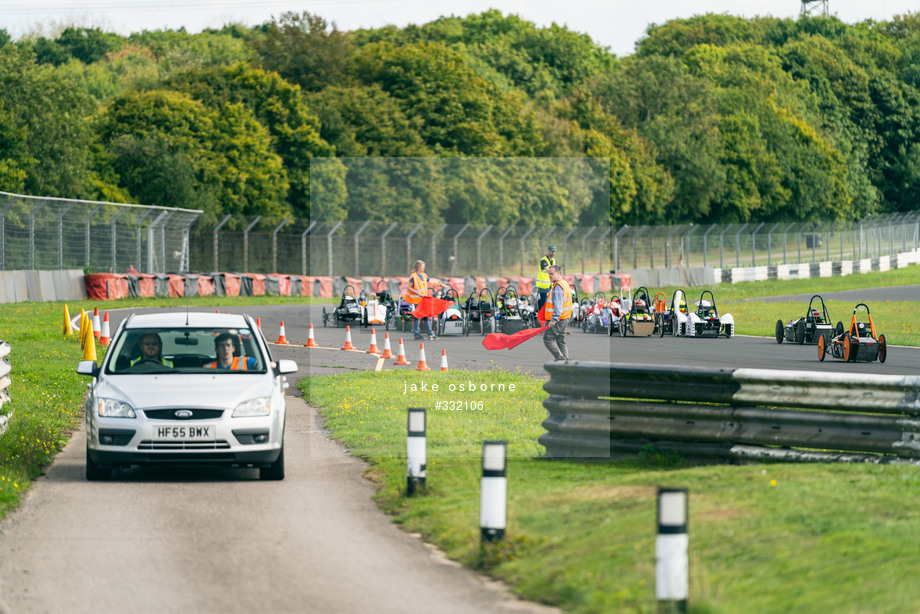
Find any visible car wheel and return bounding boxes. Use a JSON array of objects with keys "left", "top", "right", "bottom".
[
  {"left": 322, "top": 307, "right": 328, "bottom": 327},
  {"left": 619, "top": 319, "right": 627, "bottom": 337},
  {"left": 86, "top": 449, "right": 111, "bottom": 481},
  {"left": 796, "top": 320, "right": 806, "bottom": 345},
  {"left": 836, "top": 321, "right": 845, "bottom": 337},
  {"left": 260, "top": 446, "right": 285, "bottom": 481},
  {"left": 659, "top": 318, "right": 667, "bottom": 337},
  {"left": 724, "top": 324, "right": 733, "bottom": 339},
  {"left": 817, "top": 333, "right": 826, "bottom": 361},
  {"left": 878, "top": 334, "right": 887, "bottom": 363},
  {"left": 843, "top": 335, "right": 851, "bottom": 362},
  {"left": 775, "top": 320, "right": 784, "bottom": 344}
]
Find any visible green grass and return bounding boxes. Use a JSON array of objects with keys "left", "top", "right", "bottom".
[{"left": 301, "top": 369, "right": 920, "bottom": 614}]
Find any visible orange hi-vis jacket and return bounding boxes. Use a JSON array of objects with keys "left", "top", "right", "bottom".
[
  {"left": 543, "top": 278, "right": 573, "bottom": 321},
  {"left": 406, "top": 272, "right": 428, "bottom": 305},
  {"left": 206, "top": 356, "right": 250, "bottom": 370}
]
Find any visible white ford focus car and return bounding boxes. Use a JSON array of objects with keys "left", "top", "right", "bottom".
[{"left": 77, "top": 312, "right": 297, "bottom": 481}]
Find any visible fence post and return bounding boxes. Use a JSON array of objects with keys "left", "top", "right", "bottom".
[
  {"left": 734, "top": 223, "right": 748, "bottom": 268},
  {"left": 147, "top": 210, "right": 169, "bottom": 273},
  {"left": 352, "top": 219, "right": 369, "bottom": 278},
  {"left": 135, "top": 210, "right": 150, "bottom": 273},
  {"left": 766, "top": 223, "right": 779, "bottom": 268},
  {"left": 431, "top": 223, "right": 447, "bottom": 276},
  {"left": 597, "top": 227, "right": 611, "bottom": 273},
  {"left": 213, "top": 214, "right": 231, "bottom": 272},
  {"left": 381, "top": 222, "right": 397, "bottom": 277},
  {"left": 326, "top": 220, "right": 342, "bottom": 278},
  {"left": 406, "top": 223, "right": 423, "bottom": 274},
  {"left": 29, "top": 201, "right": 46, "bottom": 270},
  {"left": 783, "top": 222, "right": 794, "bottom": 265},
  {"left": 718, "top": 225, "right": 730, "bottom": 269},
  {"left": 301, "top": 221, "right": 316, "bottom": 276},
  {"left": 452, "top": 224, "right": 470, "bottom": 278},
  {"left": 110, "top": 207, "right": 127, "bottom": 273},
  {"left": 498, "top": 226, "right": 515, "bottom": 277},
  {"left": 57, "top": 204, "right": 74, "bottom": 270},
  {"left": 85, "top": 204, "right": 103, "bottom": 271},
  {"left": 563, "top": 226, "right": 578, "bottom": 273},
  {"left": 476, "top": 225, "right": 492, "bottom": 274},
  {"left": 243, "top": 216, "right": 261, "bottom": 274},
  {"left": 683, "top": 225, "right": 697, "bottom": 269},
  {"left": 580, "top": 226, "right": 596, "bottom": 274},
  {"left": 750, "top": 222, "right": 763, "bottom": 267},
  {"left": 702, "top": 225, "right": 715, "bottom": 268},
  {"left": 519, "top": 226, "right": 536, "bottom": 276}
]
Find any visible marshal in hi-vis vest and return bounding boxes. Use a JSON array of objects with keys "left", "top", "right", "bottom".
[
  {"left": 543, "top": 278, "right": 573, "bottom": 321},
  {"left": 536, "top": 255, "right": 555, "bottom": 290}
]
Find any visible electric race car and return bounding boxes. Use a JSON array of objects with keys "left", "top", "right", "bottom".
[
  {"left": 679, "top": 290, "right": 734, "bottom": 338},
  {"left": 818, "top": 303, "right": 887, "bottom": 363},
  {"left": 775, "top": 294, "right": 834, "bottom": 345}
]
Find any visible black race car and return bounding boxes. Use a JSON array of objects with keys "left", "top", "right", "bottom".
[{"left": 775, "top": 295, "right": 834, "bottom": 345}]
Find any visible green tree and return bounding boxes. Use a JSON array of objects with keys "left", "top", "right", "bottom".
[
  {"left": 95, "top": 90, "right": 289, "bottom": 216},
  {"left": 251, "top": 12, "right": 354, "bottom": 92}
]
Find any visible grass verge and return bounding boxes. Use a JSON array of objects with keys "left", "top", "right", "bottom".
[{"left": 301, "top": 369, "right": 920, "bottom": 613}]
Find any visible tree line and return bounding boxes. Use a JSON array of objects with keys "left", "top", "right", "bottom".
[{"left": 1, "top": 10, "right": 919, "bottom": 227}]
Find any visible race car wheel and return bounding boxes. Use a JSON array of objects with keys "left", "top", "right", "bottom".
[
  {"left": 322, "top": 307, "right": 328, "bottom": 327},
  {"left": 724, "top": 324, "right": 733, "bottom": 339},
  {"left": 878, "top": 334, "right": 887, "bottom": 363},
  {"left": 659, "top": 319, "right": 666, "bottom": 337},
  {"left": 817, "top": 333, "right": 826, "bottom": 361},
  {"left": 582, "top": 319, "right": 587, "bottom": 333},
  {"left": 774, "top": 320, "right": 784, "bottom": 343},
  {"left": 842, "top": 335, "right": 851, "bottom": 362},
  {"left": 796, "top": 320, "right": 806, "bottom": 345},
  {"left": 836, "top": 321, "right": 845, "bottom": 337},
  {"left": 619, "top": 319, "right": 627, "bottom": 337}
]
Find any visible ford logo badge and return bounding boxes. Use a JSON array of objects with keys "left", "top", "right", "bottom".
[{"left": 174, "top": 410, "right": 193, "bottom": 419}]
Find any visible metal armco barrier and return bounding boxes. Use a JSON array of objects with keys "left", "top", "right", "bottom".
[{"left": 540, "top": 362, "right": 920, "bottom": 464}]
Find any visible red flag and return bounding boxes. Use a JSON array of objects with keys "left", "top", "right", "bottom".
[
  {"left": 412, "top": 296, "right": 454, "bottom": 319},
  {"left": 482, "top": 325, "right": 550, "bottom": 350}
]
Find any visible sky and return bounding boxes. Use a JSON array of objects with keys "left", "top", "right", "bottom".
[{"left": 0, "top": 0, "right": 917, "bottom": 57}]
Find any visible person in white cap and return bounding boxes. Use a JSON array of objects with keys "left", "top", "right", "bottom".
[{"left": 535, "top": 244, "right": 557, "bottom": 314}]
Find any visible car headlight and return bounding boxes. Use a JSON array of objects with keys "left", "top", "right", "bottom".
[
  {"left": 97, "top": 398, "right": 136, "bottom": 418},
  {"left": 232, "top": 397, "right": 271, "bottom": 417}
]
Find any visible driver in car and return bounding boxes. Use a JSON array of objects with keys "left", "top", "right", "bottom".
[
  {"left": 131, "top": 333, "right": 173, "bottom": 367},
  {"left": 206, "top": 332, "right": 257, "bottom": 370}
]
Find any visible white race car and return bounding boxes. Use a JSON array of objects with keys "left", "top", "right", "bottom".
[{"left": 675, "top": 290, "right": 734, "bottom": 338}]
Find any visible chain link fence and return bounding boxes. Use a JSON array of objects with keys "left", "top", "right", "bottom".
[{"left": 0, "top": 191, "right": 201, "bottom": 274}]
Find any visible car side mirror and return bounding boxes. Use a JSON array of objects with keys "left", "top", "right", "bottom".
[
  {"left": 76, "top": 360, "right": 100, "bottom": 377},
  {"left": 275, "top": 359, "right": 298, "bottom": 375}
]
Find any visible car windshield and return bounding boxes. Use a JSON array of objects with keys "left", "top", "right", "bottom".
[{"left": 105, "top": 327, "right": 267, "bottom": 374}]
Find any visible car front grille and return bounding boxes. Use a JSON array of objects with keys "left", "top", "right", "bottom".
[
  {"left": 143, "top": 409, "right": 225, "bottom": 420},
  {"left": 137, "top": 440, "right": 231, "bottom": 450}
]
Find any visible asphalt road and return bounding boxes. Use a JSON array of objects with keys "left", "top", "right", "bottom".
[{"left": 0, "top": 396, "right": 557, "bottom": 614}]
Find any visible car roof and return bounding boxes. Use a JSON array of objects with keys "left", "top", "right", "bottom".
[{"left": 123, "top": 312, "right": 253, "bottom": 329}]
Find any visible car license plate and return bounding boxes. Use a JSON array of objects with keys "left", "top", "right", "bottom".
[{"left": 155, "top": 425, "right": 213, "bottom": 440}]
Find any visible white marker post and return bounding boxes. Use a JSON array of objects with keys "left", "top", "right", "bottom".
[
  {"left": 656, "top": 487, "right": 689, "bottom": 613},
  {"left": 480, "top": 440, "right": 507, "bottom": 542},
  {"left": 406, "top": 407, "right": 426, "bottom": 495}
]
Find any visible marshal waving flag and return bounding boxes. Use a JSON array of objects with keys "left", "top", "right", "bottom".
[
  {"left": 482, "top": 325, "right": 550, "bottom": 350},
  {"left": 411, "top": 296, "right": 455, "bottom": 319}
]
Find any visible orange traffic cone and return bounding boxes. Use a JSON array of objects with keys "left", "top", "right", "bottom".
[
  {"left": 305, "top": 324, "right": 317, "bottom": 347},
  {"left": 366, "top": 328, "right": 380, "bottom": 354},
  {"left": 415, "top": 343, "right": 430, "bottom": 372},
  {"left": 380, "top": 333, "right": 394, "bottom": 358},
  {"left": 99, "top": 311, "right": 111, "bottom": 346},
  {"left": 440, "top": 348, "right": 449, "bottom": 371},
  {"left": 276, "top": 321, "right": 290, "bottom": 344},
  {"left": 393, "top": 338, "right": 409, "bottom": 365},
  {"left": 256, "top": 317, "right": 262, "bottom": 331},
  {"left": 92, "top": 307, "right": 101, "bottom": 338},
  {"left": 341, "top": 326, "right": 356, "bottom": 350}
]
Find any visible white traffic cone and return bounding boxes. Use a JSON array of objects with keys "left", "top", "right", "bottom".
[
  {"left": 276, "top": 321, "right": 290, "bottom": 344},
  {"left": 99, "top": 311, "right": 111, "bottom": 346},
  {"left": 380, "top": 333, "right": 394, "bottom": 359},
  {"left": 341, "top": 326, "right": 356, "bottom": 350},
  {"left": 92, "top": 307, "right": 101, "bottom": 338},
  {"left": 393, "top": 338, "right": 409, "bottom": 365},
  {"left": 415, "top": 343, "right": 430, "bottom": 372},
  {"left": 366, "top": 328, "right": 380, "bottom": 354},
  {"left": 305, "top": 323, "right": 317, "bottom": 347}
]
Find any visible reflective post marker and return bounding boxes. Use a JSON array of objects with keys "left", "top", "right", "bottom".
[
  {"left": 406, "top": 408, "right": 426, "bottom": 495},
  {"left": 480, "top": 440, "right": 507, "bottom": 542},
  {"left": 656, "top": 487, "right": 688, "bottom": 613}
]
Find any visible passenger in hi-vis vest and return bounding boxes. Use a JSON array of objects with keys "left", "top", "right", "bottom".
[
  {"left": 407, "top": 259, "right": 437, "bottom": 341},
  {"left": 535, "top": 244, "right": 557, "bottom": 314},
  {"left": 542, "top": 265, "right": 572, "bottom": 362},
  {"left": 206, "top": 332, "right": 257, "bottom": 370}
]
